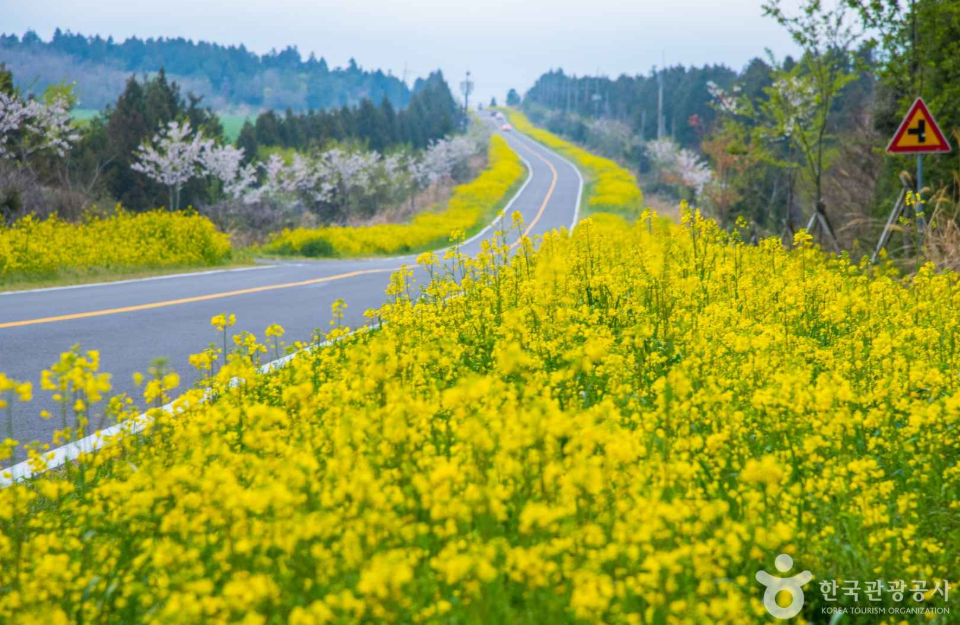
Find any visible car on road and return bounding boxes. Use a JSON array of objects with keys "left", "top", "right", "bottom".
[{"left": 501, "top": 124, "right": 513, "bottom": 131}]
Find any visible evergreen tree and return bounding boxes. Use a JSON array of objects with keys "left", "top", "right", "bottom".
[
  {"left": 237, "top": 70, "right": 458, "bottom": 154},
  {"left": 0, "top": 30, "right": 413, "bottom": 111},
  {"left": 92, "top": 69, "right": 223, "bottom": 209}
]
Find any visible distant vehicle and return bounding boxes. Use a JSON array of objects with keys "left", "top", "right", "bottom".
[{"left": 501, "top": 124, "right": 513, "bottom": 131}]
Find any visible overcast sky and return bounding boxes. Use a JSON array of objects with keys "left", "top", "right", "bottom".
[{"left": 6, "top": 0, "right": 800, "bottom": 106}]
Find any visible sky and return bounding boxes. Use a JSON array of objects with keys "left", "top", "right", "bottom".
[{"left": 5, "top": 0, "right": 800, "bottom": 107}]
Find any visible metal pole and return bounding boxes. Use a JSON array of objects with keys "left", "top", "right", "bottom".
[
  {"left": 916, "top": 154, "right": 926, "bottom": 234},
  {"left": 872, "top": 188, "right": 907, "bottom": 264}
]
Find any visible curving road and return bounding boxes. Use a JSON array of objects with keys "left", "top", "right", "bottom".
[{"left": 0, "top": 116, "right": 583, "bottom": 447}]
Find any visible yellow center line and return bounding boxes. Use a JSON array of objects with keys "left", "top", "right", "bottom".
[
  {"left": 0, "top": 268, "right": 397, "bottom": 329},
  {"left": 1, "top": 131, "right": 563, "bottom": 330},
  {"left": 514, "top": 138, "right": 559, "bottom": 245}
]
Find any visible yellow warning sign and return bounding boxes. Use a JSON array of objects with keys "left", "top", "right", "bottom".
[{"left": 887, "top": 98, "right": 951, "bottom": 154}]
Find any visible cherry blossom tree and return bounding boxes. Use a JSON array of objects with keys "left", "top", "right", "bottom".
[
  {"left": 0, "top": 92, "right": 78, "bottom": 161},
  {"left": 199, "top": 144, "right": 257, "bottom": 201},
  {"left": 646, "top": 137, "right": 712, "bottom": 198},
  {"left": 315, "top": 148, "right": 380, "bottom": 220},
  {"left": 131, "top": 121, "right": 212, "bottom": 210},
  {"left": 674, "top": 149, "right": 712, "bottom": 196},
  {"left": 244, "top": 153, "right": 330, "bottom": 207},
  {"left": 212, "top": 134, "right": 481, "bottom": 224},
  {"left": 706, "top": 81, "right": 743, "bottom": 116},
  {"left": 411, "top": 136, "right": 479, "bottom": 188}
]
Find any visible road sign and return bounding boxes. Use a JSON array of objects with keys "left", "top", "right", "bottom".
[{"left": 886, "top": 97, "right": 951, "bottom": 154}]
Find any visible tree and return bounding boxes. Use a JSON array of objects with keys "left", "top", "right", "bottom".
[
  {"left": 239, "top": 71, "right": 459, "bottom": 156},
  {"left": 199, "top": 143, "right": 257, "bottom": 201},
  {"left": 645, "top": 137, "right": 711, "bottom": 199},
  {"left": 700, "top": 118, "right": 761, "bottom": 224},
  {"left": 490, "top": 97, "right": 498, "bottom": 107},
  {"left": 0, "top": 64, "right": 13, "bottom": 96},
  {"left": 131, "top": 120, "right": 211, "bottom": 210},
  {"left": 0, "top": 85, "right": 78, "bottom": 162},
  {"left": 848, "top": 0, "right": 960, "bottom": 193},
  {"left": 761, "top": 0, "right": 860, "bottom": 225},
  {"left": 506, "top": 89, "right": 521, "bottom": 106},
  {"left": 0, "top": 30, "right": 414, "bottom": 112}
]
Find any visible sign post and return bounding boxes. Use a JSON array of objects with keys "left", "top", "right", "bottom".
[{"left": 875, "top": 98, "right": 952, "bottom": 260}]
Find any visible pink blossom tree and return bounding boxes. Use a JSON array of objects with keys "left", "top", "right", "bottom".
[
  {"left": 131, "top": 121, "right": 212, "bottom": 210},
  {"left": 199, "top": 144, "right": 257, "bottom": 201},
  {"left": 0, "top": 91, "right": 78, "bottom": 162}
]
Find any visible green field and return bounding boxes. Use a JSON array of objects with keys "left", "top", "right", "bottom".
[
  {"left": 70, "top": 109, "right": 100, "bottom": 125},
  {"left": 70, "top": 109, "right": 253, "bottom": 142},
  {"left": 220, "top": 113, "right": 256, "bottom": 142}
]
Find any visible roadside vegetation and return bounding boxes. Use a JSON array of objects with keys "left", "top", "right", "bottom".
[
  {"left": 4, "top": 7, "right": 960, "bottom": 621},
  {"left": 1, "top": 209, "right": 956, "bottom": 623},
  {"left": 0, "top": 210, "right": 233, "bottom": 285},
  {"left": 0, "top": 59, "right": 507, "bottom": 288},
  {"left": 520, "top": 0, "right": 960, "bottom": 271},
  {"left": 504, "top": 109, "right": 642, "bottom": 218},
  {"left": 261, "top": 134, "right": 525, "bottom": 257}
]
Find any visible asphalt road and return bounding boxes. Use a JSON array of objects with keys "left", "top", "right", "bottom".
[{"left": 0, "top": 117, "right": 582, "bottom": 448}]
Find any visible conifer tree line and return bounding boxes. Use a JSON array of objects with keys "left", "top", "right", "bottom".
[
  {"left": 236, "top": 72, "right": 460, "bottom": 157},
  {"left": 0, "top": 30, "right": 411, "bottom": 111},
  {"left": 520, "top": 0, "right": 960, "bottom": 259},
  {"left": 0, "top": 60, "right": 464, "bottom": 223},
  {"left": 523, "top": 64, "right": 777, "bottom": 150}
]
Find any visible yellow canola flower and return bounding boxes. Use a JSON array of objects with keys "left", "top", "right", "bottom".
[
  {"left": 504, "top": 109, "right": 643, "bottom": 217},
  {"left": 263, "top": 135, "right": 525, "bottom": 258},
  {"left": 0, "top": 184, "right": 957, "bottom": 624},
  {"left": 0, "top": 209, "right": 232, "bottom": 280}
]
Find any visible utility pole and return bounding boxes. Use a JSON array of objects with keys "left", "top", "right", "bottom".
[
  {"left": 657, "top": 51, "right": 666, "bottom": 140},
  {"left": 459, "top": 70, "right": 474, "bottom": 130},
  {"left": 593, "top": 67, "right": 601, "bottom": 118},
  {"left": 573, "top": 74, "right": 579, "bottom": 113}
]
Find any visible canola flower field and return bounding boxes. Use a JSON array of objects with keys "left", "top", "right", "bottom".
[
  {"left": 0, "top": 207, "right": 957, "bottom": 624},
  {"left": 262, "top": 135, "right": 526, "bottom": 258},
  {"left": 0, "top": 135, "right": 524, "bottom": 287},
  {"left": 0, "top": 210, "right": 233, "bottom": 284},
  {"left": 504, "top": 109, "right": 643, "bottom": 218}
]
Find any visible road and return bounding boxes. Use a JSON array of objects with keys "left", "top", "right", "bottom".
[{"left": 0, "top": 118, "right": 583, "bottom": 448}]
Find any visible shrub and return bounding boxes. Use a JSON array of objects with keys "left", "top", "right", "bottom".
[
  {"left": 262, "top": 135, "right": 525, "bottom": 258},
  {"left": 0, "top": 209, "right": 232, "bottom": 280}
]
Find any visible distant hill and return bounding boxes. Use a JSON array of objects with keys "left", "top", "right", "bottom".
[{"left": 0, "top": 29, "right": 413, "bottom": 112}]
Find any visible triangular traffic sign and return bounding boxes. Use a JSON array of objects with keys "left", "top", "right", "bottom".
[{"left": 887, "top": 98, "right": 951, "bottom": 154}]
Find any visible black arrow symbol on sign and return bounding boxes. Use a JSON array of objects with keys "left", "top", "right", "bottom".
[{"left": 908, "top": 119, "right": 927, "bottom": 143}]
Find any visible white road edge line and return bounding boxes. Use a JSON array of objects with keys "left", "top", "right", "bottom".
[
  {"left": 0, "top": 327, "right": 373, "bottom": 488},
  {"left": 0, "top": 265, "right": 278, "bottom": 297},
  {"left": 0, "top": 128, "right": 536, "bottom": 298},
  {"left": 0, "top": 124, "right": 577, "bottom": 488},
  {"left": 510, "top": 130, "right": 583, "bottom": 233},
  {"left": 456, "top": 136, "right": 535, "bottom": 249}
]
